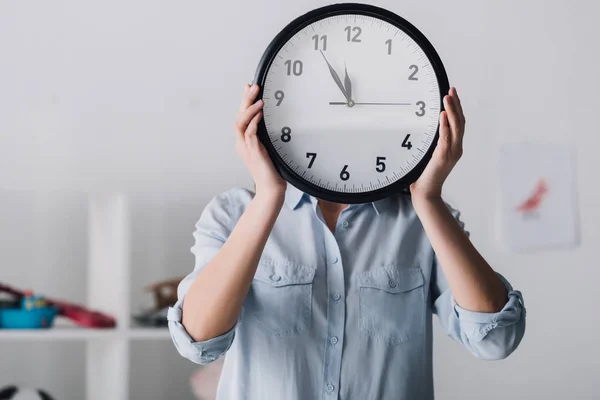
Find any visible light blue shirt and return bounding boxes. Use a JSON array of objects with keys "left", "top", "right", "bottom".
[{"left": 168, "top": 184, "right": 526, "bottom": 400}]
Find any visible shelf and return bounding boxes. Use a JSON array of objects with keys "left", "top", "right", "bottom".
[
  {"left": 128, "top": 328, "right": 171, "bottom": 340},
  {"left": 0, "top": 327, "right": 170, "bottom": 341}
]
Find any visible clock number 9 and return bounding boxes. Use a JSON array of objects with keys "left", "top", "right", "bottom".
[
  {"left": 344, "top": 26, "right": 362, "bottom": 42},
  {"left": 376, "top": 157, "right": 386, "bottom": 173},
  {"left": 281, "top": 127, "right": 292, "bottom": 143},
  {"left": 274, "top": 90, "right": 284, "bottom": 106},
  {"left": 340, "top": 165, "right": 350, "bottom": 181},
  {"left": 285, "top": 60, "right": 303, "bottom": 76},
  {"left": 415, "top": 101, "right": 426, "bottom": 117}
]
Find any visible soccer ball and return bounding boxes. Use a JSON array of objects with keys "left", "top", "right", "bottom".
[{"left": 0, "top": 386, "right": 55, "bottom": 400}]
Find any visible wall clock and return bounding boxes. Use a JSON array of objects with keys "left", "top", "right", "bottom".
[{"left": 253, "top": 3, "right": 449, "bottom": 203}]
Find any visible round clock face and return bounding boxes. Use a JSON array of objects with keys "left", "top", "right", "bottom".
[{"left": 254, "top": 4, "right": 449, "bottom": 203}]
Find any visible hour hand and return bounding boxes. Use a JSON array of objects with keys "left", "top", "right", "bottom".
[
  {"left": 320, "top": 50, "right": 352, "bottom": 104},
  {"left": 344, "top": 63, "right": 352, "bottom": 101}
]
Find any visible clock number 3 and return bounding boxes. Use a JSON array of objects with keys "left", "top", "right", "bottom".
[
  {"left": 340, "top": 165, "right": 350, "bottom": 181},
  {"left": 281, "top": 127, "right": 292, "bottom": 142},
  {"left": 415, "top": 101, "right": 426, "bottom": 117}
]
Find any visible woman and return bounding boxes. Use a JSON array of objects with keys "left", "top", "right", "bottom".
[{"left": 168, "top": 84, "right": 526, "bottom": 400}]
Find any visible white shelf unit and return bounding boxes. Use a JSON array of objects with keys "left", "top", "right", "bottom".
[{"left": 0, "top": 193, "right": 171, "bottom": 400}]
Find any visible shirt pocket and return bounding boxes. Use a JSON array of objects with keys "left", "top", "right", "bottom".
[
  {"left": 358, "top": 266, "right": 425, "bottom": 345},
  {"left": 245, "top": 259, "right": 316, "bottom": 336}
]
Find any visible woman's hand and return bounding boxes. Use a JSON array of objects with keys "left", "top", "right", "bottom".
[
  {"left": 410, "top": 87, "right": 466, "bottom": 201},
  {"left": 235, "top": 84, "right": 287, "bottom": 199}
]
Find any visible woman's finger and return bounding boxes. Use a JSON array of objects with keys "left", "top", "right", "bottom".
[
  {"left": 239, "top": 84, "right": 260, "bottom": 113},
  {"left": 236, "top": 99, "right": 264, "bottom": 132},
  {"left": 450, "top": 87, "right": 465, "bottom": 127},
  {"left": 245, "top": 111, "right": 263, "bottom": 150},
  {"left": 443, "top": 95, "right": 461, "bottom": 140}
]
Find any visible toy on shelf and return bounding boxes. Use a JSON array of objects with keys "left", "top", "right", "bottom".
[
  {"left": 0, "top": 290, "right": 58, "bottom": 329},
  {"left": 0, "top": 282, "right": 116, "bottom": 329},
  {"left": 0, "top": 385, "right": 55, "bottom": 400},
  {"left": 133, "top": 277, "right": 182, "bottom": 327}
]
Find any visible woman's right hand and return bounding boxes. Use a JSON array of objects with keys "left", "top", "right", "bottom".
[{"left": 235, "top": 84, "right": 287, "bottom": 199}]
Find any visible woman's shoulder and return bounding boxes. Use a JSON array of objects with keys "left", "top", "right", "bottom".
[{"left": 203, "top": 187, "right": 255, "bottom": 219}]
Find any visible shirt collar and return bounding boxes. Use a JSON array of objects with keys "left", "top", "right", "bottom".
[
  {"left": 284, "top": 183, "right": 392, "bottom": 215},
  {"left": 284, "top": 183, "right": 308, "bottom": 210}
]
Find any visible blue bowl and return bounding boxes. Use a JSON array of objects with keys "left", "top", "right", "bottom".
[{"left": 0, "top": 307, "right": 58, "bottom": 329}]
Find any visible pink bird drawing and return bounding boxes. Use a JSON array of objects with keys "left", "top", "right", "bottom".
[{"left": 516, "top": 178, "right": 549, "bottom": 213}]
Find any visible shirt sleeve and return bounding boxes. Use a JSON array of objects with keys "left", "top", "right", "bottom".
[
  {"left": 167, "top": 191, "right": 239, "bottom": 365},
  {"left": 430, "top": 204, "right": 526, "bottom": 360}
]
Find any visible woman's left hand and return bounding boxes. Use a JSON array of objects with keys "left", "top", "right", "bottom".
[{"left": 410, "top": 87, "right": 466, "bottom": 200}]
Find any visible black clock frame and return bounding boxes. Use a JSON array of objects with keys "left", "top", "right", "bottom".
[{"left": 253, "top": 3, "right": 450, "bottom": 204}]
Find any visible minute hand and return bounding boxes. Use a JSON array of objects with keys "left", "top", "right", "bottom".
[
  {"left": 320, "top": 50, "right": 352, "bottom": 103},
  {"left": 329, "top": 102, "right": 412, "bottom": 106}
]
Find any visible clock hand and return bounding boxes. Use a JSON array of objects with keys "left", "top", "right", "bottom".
[
  {"left": 320, "top": 50, "right": 352, "bottom": 104},
  {"left": 344, "top": 62, "right": 352, "bottom": 101},
  {"left": 329, "top": 102, "right": 412, "bottom": 106}
]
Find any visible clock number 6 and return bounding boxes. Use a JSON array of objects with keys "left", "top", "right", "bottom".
[
  {"left": 415, "top": 101, "right": 426, "bottom": 117},
  {"left": 376, "top": 157, "right": 386, "bottom": 173},
  {"left": 281, "top": 127, "right": 292, "bottom": 143},
  {"left": 306, "top": 152, "right": 317, "bottom": 168},
  {"left": 340, "top": 165, "right": 350, "bottom": 181}
]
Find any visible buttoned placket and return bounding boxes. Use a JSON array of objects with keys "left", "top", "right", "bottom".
[{"left": 319, "top": 207, "right": 355, "bottom": 399}]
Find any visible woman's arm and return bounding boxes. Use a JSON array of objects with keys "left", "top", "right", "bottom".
[
  {"left": 411, "top": 88, "right": 506, "bottom": 313},
  {"left": 181, "top": 84, "right": 287, "bottom": 341},
  {"left": 413, "top": 197, "right": 507, "bottom": 312}
]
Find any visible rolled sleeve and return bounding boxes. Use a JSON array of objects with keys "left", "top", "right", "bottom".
[
  {"left": 168, "top": 299, "right": 236, "bottom": 365},
  {"left": 445, "top": 274, "right": 526, "bottom": 360},
  {"left": 168, "top": 189, "right": 249, "bottom": 364},
  {"left": 431, "top": 205, "right": 526, "bottom": 360}
]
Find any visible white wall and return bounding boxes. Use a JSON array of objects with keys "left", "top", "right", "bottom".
[{"left": 1, "top": 0, "right": 599, "bottom": 399}]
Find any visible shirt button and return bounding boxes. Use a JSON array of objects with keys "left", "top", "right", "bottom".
[
  {"left": 330, "top": 336, "right": 338, "bottom": 345},
  {"left": 270, "top": 274, "right": 281, "bottom": 282},
  {"left": 332, "top": 293, "right": 341, "bottom": 301},
  {"left": 388, "top": 279, "right": 397, "bottom": 288},
  {"left": 342, "top": 220, "right": 349, "bottom": 228},
  {"left": 331, "top": 256, "right": 339, "bottom": 264},
  {"left": 326, "top": 384, "right": 335, "bottom": 392}
]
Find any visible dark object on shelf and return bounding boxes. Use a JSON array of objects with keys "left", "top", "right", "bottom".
[
  {"left": 0, "top": 282, "right": 116, "bottom": 329},
  {"left": 132, "top": 277, "right": 183, "bottom": 327},
  {"left": 0, "top": 385, "right": 55, "bottom": 400},
  {"left": 146, "top": 278, "right": 182, "bottom": 310},
  {"left": 133, "top": 307, "right": 169, "bottom": 327},
  {"left": 0, "top": 299, "right": 19, "bottom": 309}
]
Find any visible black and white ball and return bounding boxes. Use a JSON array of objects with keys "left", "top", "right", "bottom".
[{"left": 0, "top": 386, "right": 55, "bottom": 400}]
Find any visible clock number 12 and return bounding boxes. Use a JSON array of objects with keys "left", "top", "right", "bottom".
[{"left": 344, "top": 26, "right": 362, "bottom": 42}]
